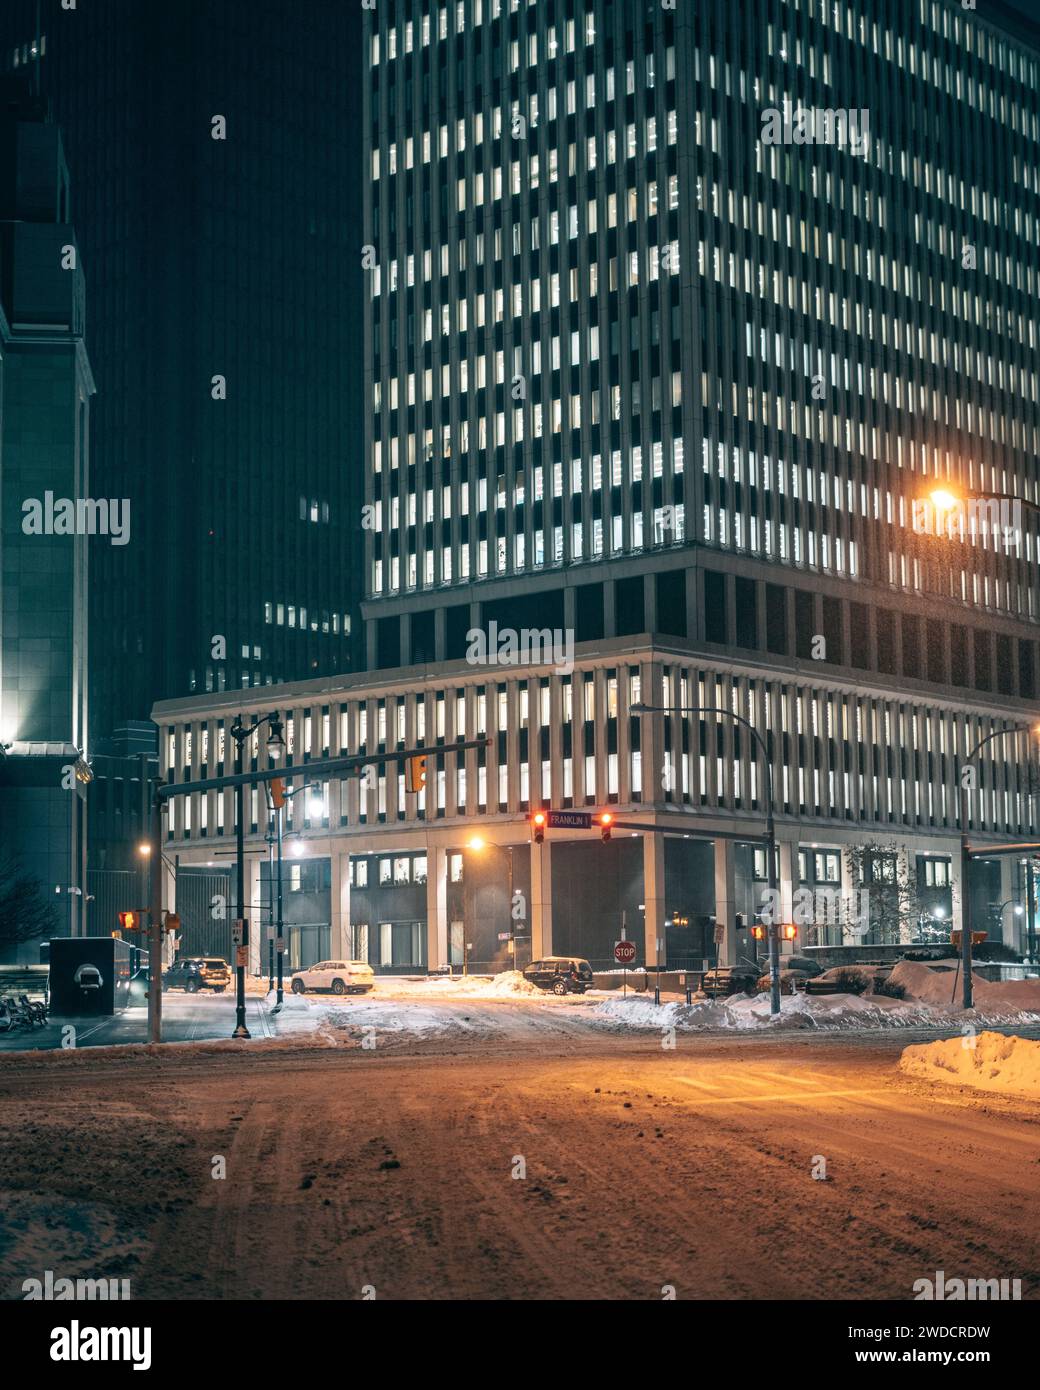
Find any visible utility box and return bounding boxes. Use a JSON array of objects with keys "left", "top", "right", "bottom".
[{"left": 48, "top": 936, "right": 134, "bottom": 1016}]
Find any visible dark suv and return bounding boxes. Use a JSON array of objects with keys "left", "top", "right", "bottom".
[
  {"left": 162, "top": 957, "right": 231, "bottom": 994},
  {"left": 522, "top": 957, "right": 594, "bottom": 995}
]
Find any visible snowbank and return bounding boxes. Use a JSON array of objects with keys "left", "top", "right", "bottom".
[
  {"left": 887, "top": 959, "right": 1040, "bottom": 1014},
  {"left": 383, "top": 969, "right": 543, "bottom": 997},
  {"left": 899, "top": 1031, "right": 1040, "bottom": 1098},
  {"left": 592, "top": 990, "right": 935, "bottom": 1032}
]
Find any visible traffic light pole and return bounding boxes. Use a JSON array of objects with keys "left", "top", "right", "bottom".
[
  {"left": 276, "top": 804, "right": 284, "bottom": 1007},
  {"left": 147, "top": 791, "right": 163, "bottom": 1044},
  {"left": 765, "top": 803, "right": 781, "bottom": 1017},
  {"left": 233, "top": 738, "right": 250, "bottom": 1039}
]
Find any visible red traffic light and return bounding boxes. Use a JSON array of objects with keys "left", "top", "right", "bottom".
[
  {"left": 270, "top": 776, "right": 286, "bottom": 810},
  {"left": 750, "top": 923, "right": 766, "bottom": 941},
  {"left": 782, "top": 923, "right": 797, "bottom": 941},
  {"left": 531, "top": 810, "right": 547, "bottom": 843},
  {"left": 118, "top": 911, "right": 138, "bottom": 933},
  {"left": 598, "top": 811, "right": 613, "bottom": 842}
]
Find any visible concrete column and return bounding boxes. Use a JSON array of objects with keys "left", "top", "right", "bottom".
[
  {"left": 951, "top": 849, "right": 965, "bottom": 938},
  {"left": 778, "top": 839, "right": 798, "bottom": 957},
  {"left": 643, "top": 831, "right": 666, "bottom": 967},
  {"left": 531, "top": 838, "right": 552, "bottom": 958},
  {"left": 162, "top": 853, "right": 178, "bottom": 967},
  {"left": 330, "top": 848, "right": 351, "bottom": 959},
  {"left": 713, "top": 837, "right": 737, "bottom": 967},
  {"left": 643, "top": 571, "right": 657, "bottom": 634},
  {"left": 425, "top": 842, "right": 448, "bottom": 971},
  {"left": 366, "top": 620, "right": 379, "bottom": 670},
  {"left": 755, "top": 578, "right": 768, "bottom": 653},
  {"left": 434, "top": 606, "right": 447, "bottom": 662},
  {"left": 248, "top": 854, "right": 262, "bottom": 975},
  {"left": 687, "top": 566, "right": 702, "bottom": 643},
  {"left": 563, "top": 585, "right": 576, "bottom": 637},
  {"left": 399, "top": 613, "right": 412, "bottom": 667},
  {"left": 603, "top": 580, "right": 617, "bottom": 638},
  {"left": 1000, "top": 856, "right": 1017, "bottom": 951}
]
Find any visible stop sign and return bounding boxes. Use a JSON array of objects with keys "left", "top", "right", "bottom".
[{"left": 614, "top": 940, "right": 636, "bottom": 966}]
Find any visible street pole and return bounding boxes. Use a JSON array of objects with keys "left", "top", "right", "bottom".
[
  {"left": 233, "top": 734, "right": 251, "bottom": 1039},
  {"left": 766, "top": 801, "right": 781, "bottom": 1015},
  {"left": 276, "top": 803, "right": 284, "bottom": 1006},
  {"left": 147, "top": 791, "right": 163, "bottom": 1044},
  {"left": 267, "top": 831, "right": 275, "bottom": 993}
]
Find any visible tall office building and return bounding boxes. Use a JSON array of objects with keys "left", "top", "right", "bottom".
[
  {"left": 155, "top": 0, "right": 1040, "bottom": 976},
  {"left": 0, "top": 77, "right": 93, "bottom": 956},
  {"left": 0, "top": 0, "right": 365, "bottom": 744}
]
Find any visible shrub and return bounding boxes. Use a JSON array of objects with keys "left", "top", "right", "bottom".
[
  {"left": 872, "top": 977, "right": 906, "bottom": 1000},
  {"left": 827, "top": 966, "right": 870, "bottom": 995}
]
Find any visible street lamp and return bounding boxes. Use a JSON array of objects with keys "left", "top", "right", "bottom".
[
  {"left": 632, "top": 701, "right": 781, "bottom": 1015},
  {"left": 228, "top": 711, "right": 284, "bottom": 1038}
]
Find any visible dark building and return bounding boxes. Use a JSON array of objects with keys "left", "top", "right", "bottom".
[
  {"left": 0, "top": 0, "right": 365, "bottom": 745},
  {"left": 0, "top": 76, "right": 93, "bottom": 959}
]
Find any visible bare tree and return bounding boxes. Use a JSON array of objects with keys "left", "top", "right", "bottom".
[
  {"left": 842, "top": 841, "right": 919, "bottom": 945},
  {"left": 0, "top": 856, "right": 58, "bottom": 949}
]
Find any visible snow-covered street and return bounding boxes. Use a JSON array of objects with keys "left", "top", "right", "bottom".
[{"left": 1, "top": 1017, "right": 1038, "bottom": 1302}]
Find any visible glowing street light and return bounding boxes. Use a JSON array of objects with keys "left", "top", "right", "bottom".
[{"left": 928, "top": 487, "right": 961, "bottom": 512}]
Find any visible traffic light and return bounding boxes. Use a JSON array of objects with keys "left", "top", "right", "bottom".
[
  {"left": 531, "top": 809, "right": 547, "bottom": 844},
  {"left": 118, "top": 911, "right": 138, "bottom": 933},
  {"left": 782, "top": 923, "right": 797, "bottom": 941},
  {"left": 270, "top": 777, "right": 286, "bottom": 809},
  {"left": 405, "top": 754, "right": 428, "bottom": 793},
  {"left": 598, "top": 811, "right": 613, "bottom": 842},
  {"left": 750, "top": 922, "right": 766, "bottom": 941}
]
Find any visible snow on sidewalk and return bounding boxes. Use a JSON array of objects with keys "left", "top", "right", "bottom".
[
  {"left": 592, "top": 990, "right": 939, "bottom": 1032},
  {"left": 899, "top": 1031, "right": 1040, "bottom": 1098},
  {"left": 592, "top": 978, "right": 1040, "bottom": 1033}
]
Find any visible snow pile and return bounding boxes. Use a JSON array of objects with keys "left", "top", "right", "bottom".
[
  {"left": 899, "top": 1031, "right": 1040, "bottom": 1098},
  {"left": 392, "top": 969, "right": 543, "bottom": 998},
  {"left": 887, "top": 959, "right": 1040, "bottom": 1016},
  {"left": 592, "top": 990, "right": 934, "bottom": 1033}
]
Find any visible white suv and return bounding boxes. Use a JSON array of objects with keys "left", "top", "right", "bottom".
[{"left": 290, "top": 961, "right": 375, "bottom": 996}]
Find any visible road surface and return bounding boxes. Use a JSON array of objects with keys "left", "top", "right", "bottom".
[{"left": 1, "top": 1021, "right": 1037, "bottom": 1301}]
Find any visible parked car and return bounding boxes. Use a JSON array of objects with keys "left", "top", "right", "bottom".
[
  {"left": 522, "top": 956, "right": 594, "bottom": 995},
  {"left": 290, "top": 961, "right": 375, "bottom": 995},
  {"left": 700, "top": 965, "right": 759, "bottom": 998},
  {"left": 162, "top": 957, "right": 231, "bottom": 993}
]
